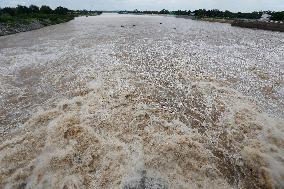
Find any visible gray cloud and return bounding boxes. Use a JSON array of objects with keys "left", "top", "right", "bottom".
[{"left": 1, "top": 0, "right": 283, "bottom": 12}]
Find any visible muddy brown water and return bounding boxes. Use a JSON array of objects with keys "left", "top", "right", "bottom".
[{"left": 0, "top": 13, "right": 283, "bottom": 189}]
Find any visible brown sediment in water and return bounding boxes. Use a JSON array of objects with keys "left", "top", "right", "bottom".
[{"left": 0, "top": 67, "right": 283, "bottom": 188}]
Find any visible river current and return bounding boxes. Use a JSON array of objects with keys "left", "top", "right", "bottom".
[{"left": 0, "top": 13, "right": 283, "bottom": 188}]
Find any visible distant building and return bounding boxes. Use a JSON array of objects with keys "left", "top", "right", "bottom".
[{"left": 259, "top": 13, "right": 271, "bottom": 21}]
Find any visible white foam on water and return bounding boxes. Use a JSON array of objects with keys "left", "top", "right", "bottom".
[{"left": 1, "top": 73, "right": 283, "bottom": 188}]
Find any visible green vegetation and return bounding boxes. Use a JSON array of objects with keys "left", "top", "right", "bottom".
[
  {"left": 0, "top": 5, "right": 70, "bottom": 25},
  {"left": 0, "top": 5, "right": 102, "bottom": 26},
  {"left": 271, "top": 11, "right": 284, "bottom": 21},
  {"left": 119, "top": 9, "right": 284, "bottom": 21},
  {"left": 193, "top": 9, "right": 262, "bottom": 19}
]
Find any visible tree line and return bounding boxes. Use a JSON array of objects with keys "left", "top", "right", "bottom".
[
  {"left": 0, "top": 5, "right": 70, "bottom": 16},
  {"left": 0, "top": 5, "right": 102, "bottom": 17},
  {"left": 0, "top": 5, "right": 102, "bottom": 24},
  {"left": 119, "top": 9, "right": 284, "bottom": 21}
]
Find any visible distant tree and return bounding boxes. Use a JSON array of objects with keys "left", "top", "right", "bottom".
[
  {"left": 29, "top": 5, "right": 39, "bottom": 13},
  {"left": 271, "top": 11, "right": 284, "bottom": 21},
  {"left": 40, "top": 5, "right": 53, "bottom": 14},
  {"left": 81, "top": 9, "right": 88, "bottom": 14},
  {"left": 160, "top": 9, "right": 169, "bottom": 14},
  {"left": 224, "top": 10, "right": 233, "bottom": 18},
  {"left": 194, "top": 9, "right": 207, "bottom": 18},
  {"left": 172, "top": 10, "right": 190, "bottom": 15},
  {"left": 1, "top": 7, "right": 16, "bottom": 16},
  {"left": 16, "top": 5, "right": 30, "bottom": 14},
  {"left": 54, "top": 6, "right": 69, "bottom": 15}
]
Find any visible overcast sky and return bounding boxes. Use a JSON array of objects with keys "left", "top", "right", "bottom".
[{"left": 1, "top": 0, "right": 283, "bottom": 12}]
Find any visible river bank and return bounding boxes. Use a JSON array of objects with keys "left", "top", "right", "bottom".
[
  {"left": 198, "top": 18, "right": 284, "bottom": 32},
  {"left": 231, "top": 20, "right": 284, "bottom": 32},
  {"left": 200, "top": 17, "right": 235, "bottom": 24},
  {"left": 0, "top": 16, "right": 74, "bottom": 36}
]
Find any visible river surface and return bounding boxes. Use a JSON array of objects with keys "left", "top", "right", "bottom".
[{"left": 0, "top": 13, "right": 283, "bottom": 189}]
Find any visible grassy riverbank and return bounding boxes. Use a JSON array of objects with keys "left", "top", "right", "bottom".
[
  {"left": 0, "top": 5, "right": 101, "bottom": 36},
  {"left": 0, "top": 14, "right": 75, "bottom": 36},
  {"left": 0, "top": 16, "right": 75, "bottom": 36},
  {"left": 0, "top": 14, "right": 75, "bottom": 26}
]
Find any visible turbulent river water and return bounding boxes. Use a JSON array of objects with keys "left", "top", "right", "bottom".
[{"left": 0, "top": 13, "right": 284, "bottom": 189}]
